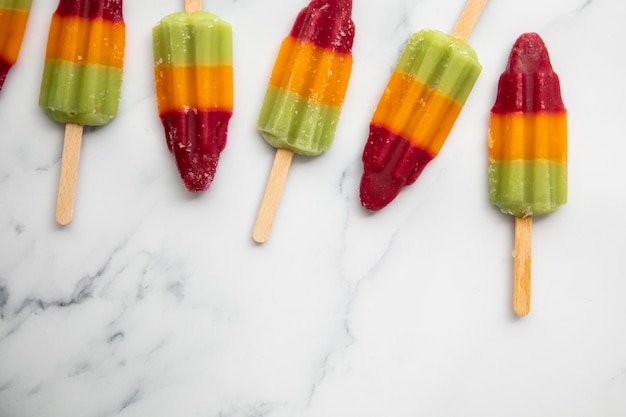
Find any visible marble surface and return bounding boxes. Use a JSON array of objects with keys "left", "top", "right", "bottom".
[{"left": 1, "top": 0, "right": 625, "bottom": 415}]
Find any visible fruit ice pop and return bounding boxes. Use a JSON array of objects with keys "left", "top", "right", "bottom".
[
  {"left": 39, "top": 0, "right": 126, "bottom": 225},
  {"left": 359, "top": 0, "right": 487, "bottom": 211},
  {"left": 257, "top": 0, "right": 354, "bottom": 156},
  {"left": 0, "top": 0, "right": 32, "bottom": 91},
  {"left": 153, "top": 4, "right": 233, "bottom": 192},
  {"left": 488, "top": 32, "right": 567, "bottom": 316},
  {"left": 253, "top": 0, "right": 354, "bottom": 243},
  {"left": 39, "top": 0, "right": 125, "bottom": 126}
]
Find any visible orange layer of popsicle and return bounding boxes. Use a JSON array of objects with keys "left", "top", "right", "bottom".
[
  {"left": 268, "top": 36, "right": 352, "bottom": 109},
  {"left": 372, "top": 71, "right": 463, "bottom": 158},
  {"left": 45, "top": 16, "right": 124, "bottom": 67},
  {"left": 0, "top": 1, "right": 32, "bottom": 91},
  {"left": 489, "top": 113, "right": 567, "bottom": 161},
  {"left": 0, "top": 9, "right": 28, "bottom": 62},
  {"left": 155, "top": 65, "right": 233, "bottom": 113}
]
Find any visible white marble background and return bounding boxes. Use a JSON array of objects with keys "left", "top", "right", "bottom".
[{"left": 1, "top": 0, "right": 625, "bottom": 415}]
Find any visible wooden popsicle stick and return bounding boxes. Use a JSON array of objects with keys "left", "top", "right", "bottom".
[
  {"left": 513, "top": 216, "right": 532, "bottom": 316},
  {"left": 451, "top": 0, "right": 489, "bottom": 41},
  {"left": 56, "top": 123, "right": 84, "bottom": 226},
  {"left": 185, "top": 0, "right": 202, "bottom": 12},
  {"left": 252, "top": 148, "right": 294, "bottom": 243}
]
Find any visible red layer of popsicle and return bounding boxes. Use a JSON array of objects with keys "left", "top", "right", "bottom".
[
  {"left": 160, "top": 110, "right": 231, "bottom": 192},
  {"left": 289, "top": 0, "right": 354, "bottom": 54},
  {"left": 492, "top": 33, "right": 565, "bottom": 114},
  {"left": 55, "top": 0, "right": 123, "bottom": 20},
  {"left": 0, "top": 60, "right": 11, "bottom": 89},
  {"left": 361, "top": 126, "right": 434, "bottom": 211}
]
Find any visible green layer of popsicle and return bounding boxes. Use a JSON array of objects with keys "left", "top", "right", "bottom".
[
  {"left": 258, "top": 87, "right": 340, "bottom": 156},
  {"left": 489, "top": 160, "right": 567, "bottom": 217},
  {"left": 397, "top": 29, "right": 482, "bottom": 104},
  {"left": 153, "top": 12, "right": 232, "bottom": 66},
  {"left": 0, "top": 0, "right": 31, "bottom": 11},
  {"left": 39, "top": 61, "right": 123, "bottom": 126}
]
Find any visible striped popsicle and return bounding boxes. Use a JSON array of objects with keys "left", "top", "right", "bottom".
[
  {"left": 488, "top": 32, "right": 567, "bottom": 317},
  {"left": 153, "top": 11, "right": 233, "bottom": 192},
  {"left": 360, "top": 29, "right": 482, "bottom": 211},
  {"left": 0, "top": 0, "right": 32, "bottom": 91},
  {"left": 253, "top": 0, "right": 354, "bottom": 243},
  {"left": 488, "top": 32, "right": 567, "bottom": 217},
  {"left": 39, "top": 0, "right": 125, "bottom": 126},
  {"left": 257, "top": 0, "right": 354, "bottom": 156}
]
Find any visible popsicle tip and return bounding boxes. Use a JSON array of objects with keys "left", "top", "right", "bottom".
[
  {"left": 289, "top": 0, "right": 355, "bottom": 55},
  {"left": 182, "top": 174, "right": 213, "bottom": 193},
  {"left": 507, "top": 32, "right": 553, "bottom": 74},
  {"left": 359, "top": 172, "right": 404, "bottom": 211},
  {"left": 308, "top": 0, "right": 353, "bottom": 12},
  {"left": 173, "top": 147, "right": 219, "bottom": 193},
  {"left": 491, "top": 31, "right": 564, "bottom": 114}
]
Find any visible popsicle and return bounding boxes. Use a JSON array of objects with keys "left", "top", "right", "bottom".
[
  {"left": 359, "top": 0, "right": 487, "bottom": 211},
  {"left": 0, "top": 0, "right": 32, "bottom": 91},
  {"left": 153, "top": 0, "right": 233, "bottom": 192},
  {"left": 488, "top": 32, "right": 567, "bottom": 316},
  {"left": 39, "top": 0, "right": 125, "bottom": 225},
  {"left": 253, "top": 0, "right": 354, "bottom": 243}
]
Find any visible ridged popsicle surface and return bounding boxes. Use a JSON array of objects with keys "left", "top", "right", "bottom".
[
  {"left": 0, "top": 0, "right": 32, "bottom": 90},
  {"left": 488, "top": 32, "right": 567, "bottom": 217},
  {"left": 257, "top": 0, "right": 354, "bottom": 156},
  {"left": 39, "top": 0, "right": 125, "bottom": 126},
  {"left": 360, "top": 29, "right": 482, "bottom": 211},
  {"left": 153, "top": 11, "right": 233, "bottom": 192}
]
